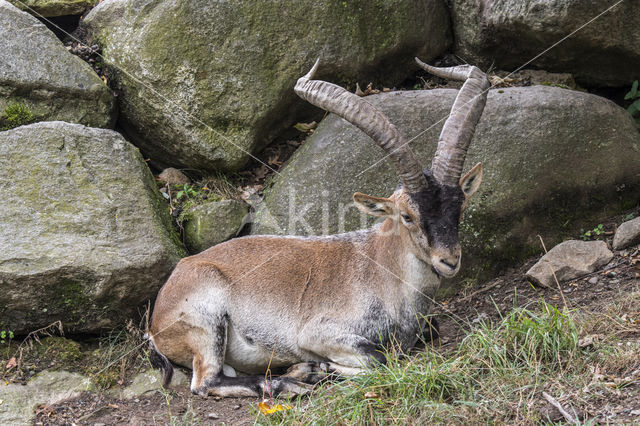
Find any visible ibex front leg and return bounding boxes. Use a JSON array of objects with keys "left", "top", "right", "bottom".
[{"left": 285, "top": 319, "right": 386, "bottom": 384}]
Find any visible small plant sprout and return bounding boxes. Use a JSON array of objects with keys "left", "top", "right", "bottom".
[
  {"left": 1, "top": 330, "right": 14, "bottom": 344},
  {"left": 175, "top": 184, "right": 199, "bottom": 200},
  {"left": 580, "top": 224, "right": 605, "bottom": 240}
]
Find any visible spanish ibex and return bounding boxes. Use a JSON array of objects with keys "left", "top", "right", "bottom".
[{"left": 147, "top": 58, "right": 489, "bottom": 397}]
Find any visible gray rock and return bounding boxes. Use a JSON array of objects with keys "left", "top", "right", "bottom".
[
  {"left": 0, "top": 122, "right": 185, "bottom": 334},
  {"left": 526, "top": 240, "right": 613, "bottom": 288},
  {"left": 252, "top": 87, "right": 640, "bottom": 291},
  {"left": 450, "top": 0, "right": 640, "bottom": 87},
  {"left": 0, "top": 370, "right": 91, "bottom": 426},
  {"left": 182, "top": 200, "right": 249, "bottom": 254},
  {"left": 588, "top": 276, "right": 598, "bottom": 285},
  {"left": 613, "top": 217, "right": 640, "bottom": 250},
  {"left": 113, "top": 368, "right": 189, "bottom": 399},
  {"left": 613, "top": 216, "right": 640, "bottom": 250},
  {"left": 81, "top": 0, "right": 451, "bottom": 172},
  {"left": 8, "top": 0, "right": 94, "bottom": 17},
  {"left": 0, "top": 1, "right": 115, "bottom": 130}
]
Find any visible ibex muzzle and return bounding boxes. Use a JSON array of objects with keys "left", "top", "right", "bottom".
[{"left": 147, "top": 58, "right": 489, "bottom": 398}]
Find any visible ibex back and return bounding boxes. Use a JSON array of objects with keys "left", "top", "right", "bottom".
[{"left": 147, "top": 58, "right": 489, "bottom": 397}]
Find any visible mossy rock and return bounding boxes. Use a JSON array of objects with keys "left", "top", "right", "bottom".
[
  {"left": 182, "top": 200, "right": 249, "bottom": 253},
  {"left": 8, "top": 0, "right": 94, "bottom": 17},
  {"left": 0, "top": 1, "right": 115, "bottom": 130},
  {"left": 450, "top": 0, "right": 640, "bottom": 87},
  {"left": 81, "top": 0, "right": 451, "bottom": 172},
  {"left": 0, "top": 122, "right": 185, "bottom": 334}
]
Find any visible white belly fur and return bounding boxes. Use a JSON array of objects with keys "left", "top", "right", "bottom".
[{"left": 224, "top": 325, "right": 302, "bottom": 374}]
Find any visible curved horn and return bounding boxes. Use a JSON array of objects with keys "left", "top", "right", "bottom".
[
  {"left": 415, "top": 58, "right": 489, "bottom": 186},
  {"left": 295, "top": 59, "right": 427, "bottom": 193}
]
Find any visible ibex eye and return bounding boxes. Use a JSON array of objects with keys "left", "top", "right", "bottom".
[{"left": 401, "top": 214, "right": 413, "bottom": 224}]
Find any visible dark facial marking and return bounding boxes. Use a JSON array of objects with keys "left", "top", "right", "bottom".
[{"left": 408, "top": 170, "right": 465, "bottom": 249}]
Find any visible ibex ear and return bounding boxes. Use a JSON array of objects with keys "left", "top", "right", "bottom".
[
  {"left": 459, "top": 162, "right": 482, "bottom": 198},
  {"left": 353, "top": 192, "right": 395, "bottom": 217}
]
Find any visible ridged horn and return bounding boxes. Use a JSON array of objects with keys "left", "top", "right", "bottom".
[
  {"left": 295, "top": 59, "right": 427, "bottom": 193},
  {"left": 415, "top": 58, "right": 489, "bottom": 186}
]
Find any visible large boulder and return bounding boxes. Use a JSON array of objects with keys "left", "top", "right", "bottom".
[
  {"left": 0, "top": 122, "right": 185, "bottom": 334},
  {"left": 81, "top": 0, "right": 451, "bottom": 173},
  {"left": 8, "top": 0, "right": 94, "bottom": 17},
  {"left": 450, "top": 0, "right": 640, "bottom": 87},
  {"left": 252, "top": 86, "right": 640, "bottom": 292},
  {"left": 0, "top": 1, "right": 115, "bottom": 130}
]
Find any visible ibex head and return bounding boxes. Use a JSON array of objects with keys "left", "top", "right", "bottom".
[{"left": 295, "top": 58, "right": 489, "bottom": 278}]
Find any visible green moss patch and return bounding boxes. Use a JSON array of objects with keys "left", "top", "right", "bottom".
[{"left": 1, "top": 103, "right": 35, "bottom": 130}]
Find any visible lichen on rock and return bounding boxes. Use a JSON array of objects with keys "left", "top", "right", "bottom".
[
  {"left": 0, "top": 122, "right": 185, "bottom": 334},
  {"left": 0, "top": 0, "right": 116, "bottom": 129}
]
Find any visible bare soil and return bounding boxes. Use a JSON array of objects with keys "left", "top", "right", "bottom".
[{"left": 26, "top": 240, "right": 640, "bottom": 425}]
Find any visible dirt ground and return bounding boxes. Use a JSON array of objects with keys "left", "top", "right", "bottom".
[{"left": 23, "top": 239, "right": 640, "bottom": 425}]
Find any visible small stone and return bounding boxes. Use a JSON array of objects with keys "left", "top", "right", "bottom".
[
  {"left": 232, "top": 404, "right": 241, "bottom": 410},
  {"left": 472, "top": 312, "right": 489, "bottom": 324},
  {"left": 606, "top": 271, "right": 617, "bottom": 278},
  {"left": 613, "top": 217, "right": 640, "bottom": 250},
  {"left": 158, "top": 167, "right": 191, "bottom": 185},
  {"left": 207, "top": 413, "right": 220, "bottom": 419},
  {"left": 526, "top": 240, "right": 613, "bottom": 288},
  {"left": 631, "top": 409, "right": 640, "bottom": 416},
  {"left": 610, "top": 279, "right": 620, "bottom": 284},
  {"left": 588, "top": 277, "right": 598, "bottom": 285}
]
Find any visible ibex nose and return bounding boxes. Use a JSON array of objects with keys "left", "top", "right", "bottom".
[
  {"left": 439, "top": 257, "right": 459, "bottom": 270},
  {"left": 431, "top": 252, "right": 461, "bottom": 278}
]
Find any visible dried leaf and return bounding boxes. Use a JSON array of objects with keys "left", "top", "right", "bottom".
[
  {"left": 355, "top": 82, "right": 365, "bottom": 96},
  {"left": 108, "top": 403, "right": 119, "bottom": 409},
  {"left": 364, "top": 391, "right": 379, "bottom": 399},
  {"left": 268, "top": 155, "right": 282, "bottom": 167},
  {"left": 258, "top": 401, "right": 292, "bottom": 415},
  {"left": 293, "top": 121, "right": 317, "bottom": 133},
  {"left": 5, "top": 357, "right": 16, "bottom": 370},
  {"left": 489, "top": 75, "right": 504, "bottom": 86}
]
